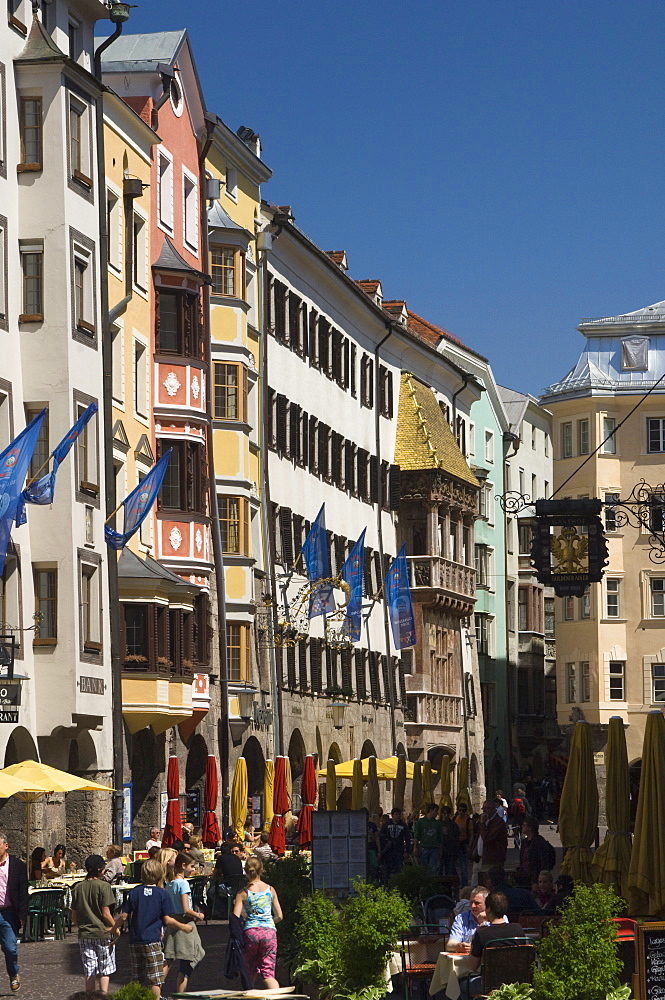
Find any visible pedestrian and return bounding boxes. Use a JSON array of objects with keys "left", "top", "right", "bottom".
[
  {"left": 145, "top": 827, "right": 162, "bottom": 851},
  {"left": 30, "top": 846, "right": 47, "bottom": 882},
  {"left": 112, "top": 857, "right": 193, "bottom": 1000},
  {"left": 439, "top": 806, "right": 459, "bottom": 877},
  {"left": 70, "top": 854, "right": 117, "bottom": 995},
  {"left": 253, "top": 832, "right": 278, "bottom": 864},
  {"left": 517, "top": 817, "right": 555, "bottom": 879},
  {"left": 379, "top": 808, "right": 410, "bottom": 879},
  {"left": 413, "top": 802, "right": 443, "bottom": 871},
  {"left": 452, "top": 803, "right": 473, "bottom": 885},
  {"left": 156, "top": 847, "right": 177, "bottom": 887},
  {"left": 102, "top": 845, "right": 124, "bottom": 883},
  {"left": 233, "top": 856, "right": 283, "bottom": 989},
  {"left": 163, "top": 852, "right": 206, "bottom": 994},
  {"left": 477, "top": 800, "right": 508, "bottom": 878},
  {"left": 0, "top": 832, "right": 28, "bottom": 994}
]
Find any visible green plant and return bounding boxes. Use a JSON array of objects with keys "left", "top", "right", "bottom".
[
  {"left": 264, "top": 852, "right": 313, "bottom": 975},
  {"left": 294, "top": 880, "right": 411, "bottom": 1000},
  {"left": 533, "top": 882, "right": 624, "bottom": 1000},
  {"left": 487, "top": 986, "right": 535, "bottom": 1000},
  {"left": 112, "top": 983, "right": 155, "bottom": 1000},
  {"left": 605, "top": 988, "right": 631, "bottom": 1000},
  {"left": 388, "top": 859, "right": 448, "bottom": 913}
]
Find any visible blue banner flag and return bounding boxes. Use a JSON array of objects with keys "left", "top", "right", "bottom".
[
  {"left": 105, "top": 450, "right": 171, "bottom": 551},
  {"left": 385, "top": 544, "right": 416, "bottom": 650},
  {"left": 0, "top": 410, "right": 47, "bottom": 574},
  {"left": 341, "top": 528, "right": 366, "bottom": 642},
  {"left": 16, "top": 402, "right": 98, "bottom": 525},
  {"left": 301, "top": 504, "right": 335, "bottom": 618}
]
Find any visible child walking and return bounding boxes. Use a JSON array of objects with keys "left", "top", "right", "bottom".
[
  {"left": 70, "top": 855, "right": 117, "bottom": 995},
  {"left": 112, "top": 857, "right": 192, "bottom": 999},
  {"left": 233, "top": 856, "right": 283, "bottom": 989},
  {"left": 163, "top": 852, "right": 206, "bottom": 994}
]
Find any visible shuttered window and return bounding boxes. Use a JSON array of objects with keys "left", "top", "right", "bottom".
[
  {"left": 278, "top": 506, "right": 294, "bottom": 565},
  {"left": 381, "top": 655, "right": 391, "bottom": 704},
  {"left": 341, "top": 648, "right": 353, "bottom": 693},
  {"left": 369, "top": 651, "right": 381, "bottom": 701},
  {"left": 289, "top": 403, "right": 301, "bottom": 461},
  {"left": 274, "top": 280, "right": 287, "bottom": 342},
  {"left": 345, "top": 441, "right": 356, "bottom": 495},
  {"left": 326, "top": 646, "right": 338, "bottom": 689},
  {"left": 364, "top": 548, "right": 373, "bottom": 597},
  {"left": 357, "top": 449, "right": 369, "bottom": 500},
  {"left": 276, "top": 393, "right": 288, "bottom": 454},
  {"left": 308, "top": 416, "right": 318, "bottom": 474},
  {"left": 379, "top": 366, "right": 393, "bottom": 417},
  {"left": 286, "top": 645, "right": 297, "bottom": 688},
  {"left": 361, "top": 354, "right": 374, "bottom": 408},
  {"left": 310, "top": 638, "right": 323, "bottom": 692},
  {"left": 299, "top": 640, "right": 309, "bottom": 690},
  {"left": 309, "top": 309, "right": 319, "bottom": 367},
  {"left": 369, "top": 456, "right": 379, "bottom": 504},
  {"left": 389, "top": 464, "right": 401, "bottom": 511},
  {"left": 318, "top": 318, "right": 330, "bottom": 374},
  {"left": 355, "top": 648, "right": 367, "bottom": 700},
  {"left": 332, "top": 330, "right": 343, "bottom": 384}
]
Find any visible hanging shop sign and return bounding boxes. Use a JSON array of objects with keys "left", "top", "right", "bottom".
[{"left": 531, "top": 499, "right": 609, "bottom": 597}]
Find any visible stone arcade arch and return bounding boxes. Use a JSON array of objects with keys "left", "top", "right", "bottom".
[
  {"left": 242, "top": 735, "right": 265, "bottom": 796},
  {"left": 287, "top": 728, "right": 307, "bottom": 810},
  {"left": 360, "top": 740, "right": 377, "bottom": 759}
]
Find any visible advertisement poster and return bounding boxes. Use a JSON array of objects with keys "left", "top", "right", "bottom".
[{"left": 122, "top": 783, "right": 132, "bottom": 842}]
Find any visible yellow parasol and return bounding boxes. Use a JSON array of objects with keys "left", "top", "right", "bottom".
[
  {"left": 592, "top": 716, "right": 631, "bottom": 897},
  {"left": 627, "top": 710, "right": 665, "bottom": 916},
  {"left": 559, "top": 720, "right": 598, "bottom": 883},
  {"left": 326, "top": 759, "right": 337, "bottom": 811},
  {"left": 393, "top": 754, "right": 407, "bottom": 811},
  {"left": 456, "top": 757, "right": 471, "bottom": 810},
  {"left": 231, "top": 757, "right": 248, "bottom": 842},
  {"left": 438, "top": 755, "right": 453, "bottom": 814},
  {"left": 0, "top": 760, "right": 113, "bottom": 864},
  {"left": 367, "top": 756, "right": 380, "bottom": 816},
  {"left": 351, "top": 759, "right": 364, "bottom": 811},
  {"left": 421, "top": 761, "right": 434, "bottom": 814},
  {"left": 263, "top": 760, "right": 274, "bottom": 832},
  {"left": 412, "top": 761, "right": 422, "bottom": 818},
  {"left": 318, "top": 757, "right": 416, "bottom": 780}
]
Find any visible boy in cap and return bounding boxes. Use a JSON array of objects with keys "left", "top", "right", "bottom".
[{"left": 70, "top": 854, "right": 117, "bottom": 995}]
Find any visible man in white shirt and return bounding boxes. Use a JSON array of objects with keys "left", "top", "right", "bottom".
[{"left": 145, "top": 827, "right": 162, "bottom": 851}]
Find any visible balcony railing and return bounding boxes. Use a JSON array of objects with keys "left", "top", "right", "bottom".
[
  {"left": 122, "top": 654, "right": 194, "bottom": 678},
  {"left": 405, "top": 691, "right": 463, "bottom": 728},
  {"left": 407, "top": 556, "right": 475, "bottom": 601}
]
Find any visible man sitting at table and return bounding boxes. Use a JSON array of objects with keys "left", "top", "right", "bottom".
[
  {"left": 447, "top": 887, "right": 508, "bottom": 952},
  {"left": 461, "top": 891, "right": 526, "bottom": 997}
]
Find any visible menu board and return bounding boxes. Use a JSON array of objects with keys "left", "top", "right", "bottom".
[
  {"left": 635, "top": 921, "right": 665, "bottom": 1000},
  {"left": 312, "top": 810, "right": 367, "bottom": 891}
]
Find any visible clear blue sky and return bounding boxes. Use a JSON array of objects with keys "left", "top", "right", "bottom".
[{"left": 101, "top": 1, "right": 665, "bottom": 397}]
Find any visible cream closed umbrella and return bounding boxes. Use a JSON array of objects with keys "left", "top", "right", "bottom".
[
  {"left": 592, "top": 716, "right": 631, "bottom": 897},
  {"left": 367, "top": 756, "right": 380, "bottom": 817},
  {"left": 351, "top": 759, "right": 364, "bottom": 811},
  {"left": 627, "top": 711, "right": 665, "bottom": 916},
  {"left": 393, "top": 754, "right": 407, "bottom": 811},
  {"left": 559, "top": 720, "right": 599, "bottom": 883},
  {"left": 326, "top": 759, "right": 337, "bottom": 811},
  {"left": 263, "top": 760, "right": 274, "bottom": 832}
]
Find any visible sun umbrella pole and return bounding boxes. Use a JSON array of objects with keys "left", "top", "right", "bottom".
[{"left": 25, "top": 797, "right": 30, "bottom": 870}]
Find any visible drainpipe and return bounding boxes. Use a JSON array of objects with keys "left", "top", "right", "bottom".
[
  {"left": 451, "top": 374, "right": 470, "bottom": 438},
  {"left": 199, "top": 120, "right": 233, "bottom": 827},
  {"left": 150, "top": 64, "right": 175, "bottom": 131},
  {"left": 94, "top": 5, "right": 130, "bottom": 847},
  {"left": 374, "top": 325, "right": 398, "bottom": 753}
]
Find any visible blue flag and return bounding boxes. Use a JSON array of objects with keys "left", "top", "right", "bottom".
[
  {"left": 16, "top": 402, "right": 98, "bottom": 525},
  {"left": 301, "top": 504, "right": 335, "bottom": 618},
  {"left": 105, "top": 450, "right": 171, "bottom": 551},
  {"left": 0, "top": 410, "right": 47, "bottom": 574},
  {"left": 385, "top": 544, "right": 416, "bottom": 649},
  {"left": 341, "top": 528, "right": 366, "bottom": 642}
]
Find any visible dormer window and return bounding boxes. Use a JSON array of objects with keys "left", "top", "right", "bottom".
[{"left": 621, "top": 336, "right": 649, "bottom": 371}]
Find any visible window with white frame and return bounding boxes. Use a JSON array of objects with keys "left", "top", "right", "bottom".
[
  {"left": 158, "top": 149, "right": 174, "bottom": 232},
  {"left": 566, "top": 662, "right": 576, "bottom": 702},
  {"left": 605, "top": 492, "right": 619, "bottom": 532},
  {"left": 72, "top": 243, "right": 94, "bottom": 335},
  {"left": 602, "top": 416, "right": 617, "bottom": 454},
  {"left": 486, "top": 482, "right": 495, "bottom": 526},
  {"left": 0, "top": 214, "right": 6, "bottom": 328},
  {"left": 68, "top": 14, "right": 82, "bottom": 61},
  {"left": 475, "top": 614, "right": 493, "bottom": 655},
  {"left": 563, "top": 596, "right": 575, "bottom": 621},
  {"left": 609, "top": 660, "right": 625, "bottom": 700},
  {"left": 518, "top": 521, "right": 533, "bottom": 555},
  {"left": 653, "top": 663, "right": 665, "bottom": 703},
  {"left": 20, "top": 241, "right": 43, "bottom": 321},
  {"left": 606, "top": 578, "right": 621, "bottom": 618},
  {"left": 134, "top": 338, "right": 148, "bottom": 419},
  {"left": 225, "top": 164, "right": 237, "bottom": 201},
  {"left": 106, "top": 187, "right": 121, "bottom": 272},
  {"left": 475, "top": 544, "right": 491, "bottom": 588},
  {"left": 75, "top": 399, "right": 99, "bottom": 496},
  {"left": 651, "top": 578, "right": 665, "bottom": 617},
  {"left": 648, "top": 418, "right": 665, "bottom": 454},
  {"left": 484, "top": 430, "right": 494, "bottom": 463},
  {"left": 468, "top": 422, "right": 475, "bottom": 458},
  {"left": 531, "top": 425, "right": 536, "bottom": 449},
  {"left": 79, "top": 559, "right": 101, "bottom": 652},
  {"left": 581, "top": 661, "right": 590, "bottom": 702},
  {"left": 68, "top": 94, "right": 91, "bottom": 187},
  {"left": 132, "top": 209, "right": 148, "bottom": 291},
  {"left": 478, "top": 485, "right": 487, "bottom": 519},
  {"left": 111, "top": 323, "right": 123, "bottom": 404},
  {"left": 561, "top": 421, "right": 573, "bottom": 458},
  {"left": 581, "top": 586, "right": 591, "bottom": 619},
  {"left": 578, "top": 418, "right": 589, "bottom": 455},
  {"left": 545, "top": 597, "right": 555, "bottom": 636},
  {"left": 182, "top": 168, "right": 198, "bottom": 253}
]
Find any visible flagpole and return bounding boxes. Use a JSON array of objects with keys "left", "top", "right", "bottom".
[
  {"left": 23, "top": 453, "right": 54, "bottom": 490},
  {"left": 104, "top": 500, "right": 124, "bottom": 525}
]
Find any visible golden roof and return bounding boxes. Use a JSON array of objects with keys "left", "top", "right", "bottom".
[{"left": 395, "top": 372, "right": 480, "bottom": 488}]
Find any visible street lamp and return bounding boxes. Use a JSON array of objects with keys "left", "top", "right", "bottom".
[
  {"left": 237, "top": 686, "right": 256, "bottom": 720},
  {"left": 329, "top": 702, "right": 346, "bottom": 730}
]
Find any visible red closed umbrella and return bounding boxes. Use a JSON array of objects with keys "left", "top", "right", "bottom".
[
  {"left": 162, "top": 755, "right": 183, "bottom": 847},
  {"left": 298, "top": 754, "right": 317, "bottom": 847},
  {"left": 269, "top": 755, "right": 289, "bottom": 856},
  {"left": 202, "top": 754, "right": 221, "bottom": 847}
]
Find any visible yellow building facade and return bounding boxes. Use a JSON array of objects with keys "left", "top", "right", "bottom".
[{"left": 542, "top": 301, "right": 665, "bottom": 767}]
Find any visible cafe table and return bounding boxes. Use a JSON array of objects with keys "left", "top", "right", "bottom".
[{"left": 429, "top": 951, "right": 472, "bottom": 1000}]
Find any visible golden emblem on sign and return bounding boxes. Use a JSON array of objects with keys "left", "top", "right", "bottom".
[{"left": 550, "top": 525, "right": 588, "bottom": 573}]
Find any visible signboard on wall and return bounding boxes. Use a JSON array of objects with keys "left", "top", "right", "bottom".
[
  {"left": 186, "top": 789, "right": 201, "bottom": 826},
  {"left": 160, "top": 791, "right": 168, "bottom": 830},
  {"left": 312, "top": 810, "right": 367, "bottom": 891},
  {"left": 122, "top": 783, "right": 132, "bottom": 842},
  {"left": 635, "top": 921, "right": 665, "bottom": 1000}
]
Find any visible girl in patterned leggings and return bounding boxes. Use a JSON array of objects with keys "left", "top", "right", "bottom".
[{"left": 233, "top": 856, "right": 283, "bottom": 988}]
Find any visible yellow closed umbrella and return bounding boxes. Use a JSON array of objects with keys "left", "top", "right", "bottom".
[
  {"left": 592, "top": 716, "right": 631, "bottom": 897},
  {"left": 627, "top": 711, "right": 665, "bottom": 916},
  {"left": 326, "top": 759, "right": 337, "bottom": 811},
  {"left": 456, "top": 758, "right": 471, "bottom": 810},
  {"left": 351, "top": 759, "right": 364, "bottom": 811},
  {"left": 412, "top": 761, "right": 423, "bottom": 818},
  {"left": 438, "top": 756, "right": 453, "bottom": 814},
  {"left": 367, "top": 756, "right": 380, "bottom": 816},
  {"left": 559, "top": 720, "right": 598, "bottom": 883},
  {"left": 231, "top": 757, "right": 248, "bottom": 842},
  {"left": 421, "top": 761, "right": 434, "bottom": 814},
  {"left": 263, "top": 760, "right": 275, "bottom": 832},
  {"left": 284, "top": 756, "right": 294, "bottom": 836},
  {"left": 393, "top": 754, "right": 407, "bottom": 811}
]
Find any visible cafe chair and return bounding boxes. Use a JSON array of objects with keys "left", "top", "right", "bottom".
[
  {"left": 517, "top": 910, "right": 550, "bottom": 937},
  {"left": 189, "top": 875, "right": 210, "bottom": 923},
  {"left": 421, "top": 894, "right": 455, "bottom": 935},
  {"left": 24, "top": 888, "right": 68, "bottom": 942},
  {"left": 400, "top": 925, "right": 447, "bottom": 1000},
  {"left": 478, "top": 937, "right": 536, "bottom": 996}
]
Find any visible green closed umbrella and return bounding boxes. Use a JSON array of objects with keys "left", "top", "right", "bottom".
[
  {"left": 592, "top": 716, "right": 631, "bottom": 897},
  {"left": 559, "top": 720, "right": 598, "bottom": 883},
  {"left": 393, "top": 754, "right": 407, "bottom": 811},
  {"left": 627, "top": 711, "right": 665, "bottom": 916},
  {"left": 412, "top": 761, "right": 423, "bottom": 818}
]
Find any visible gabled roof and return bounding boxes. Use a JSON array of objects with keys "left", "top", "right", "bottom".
[
  {"left": 326, "top": 251, "right": 348, "bottom": 270},
  {"left": 15, "top": 12, "right": 65, "bottom": 62},
  {"left": 96, "top": 30, "right": 187, "bottom": 73},
  {"left": 356, "top": 280, "right": 382, "bottom": 298},
  {"left": 118, "top": 548, "right": 193, "bottom": 587},
  {"left": 395, "top": 373, "right": 479, "bottom": 487},
  {"left": 407, "top": 309, "right": 488, "bottom": 361}
]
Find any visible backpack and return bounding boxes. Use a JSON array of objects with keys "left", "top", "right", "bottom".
[{"left": 509, "top": 797, "right": 526, "bottom": 821}]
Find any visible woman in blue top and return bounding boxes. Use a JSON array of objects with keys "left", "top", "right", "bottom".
[
  {"left": 233, "top": 856, "right": 283, "bottom": 988},
  {"left": 163, "top": 852, "right": 205, "bottom": 994}
]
